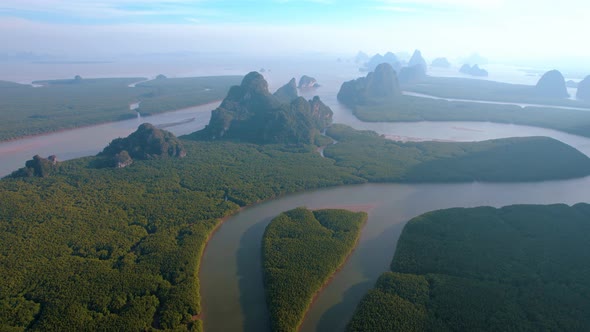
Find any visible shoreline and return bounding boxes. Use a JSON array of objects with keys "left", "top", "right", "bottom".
[
  {"left": 296, "top": 206, "right": 373, "bottom": 332},
  {"left": 0, "top": 100, "right": 221, "bottom": 144}
]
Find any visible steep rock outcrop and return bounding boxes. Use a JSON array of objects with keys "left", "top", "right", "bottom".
[
  {"left": 10, "top": 155, "right": 59, "bottom": 178},
  {"left": 99, "top": 123, "right": 186, "bottom": 168},
  {"left": 273, "top": 78, "right": 299, "bottom": 103},
  {"left": 355, "top": 51, "right": 370, "bottom": 64},
  {"left": 577, "top": 76, "right": 590, "bottom": 101},
  {"left": 408, "top": 50, "right": 427, "bottom": 72},
  {"left": 194, "top": 72, "right": 333, "bottom": 144},
  {"left": 536, "top": 70, "right": 569, "bottom": 98},
  {"left": 337, "top": 63, "right": 401, "bottom": 106},
  {"left": 298, "top": 75, "right": 319, "bottom": 89}
]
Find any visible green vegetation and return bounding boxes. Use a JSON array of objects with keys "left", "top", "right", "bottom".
[
  {"left": 195, "top": 72, "right": 333, "bottom": 145},
  {"left": 0, "top": 76, "right": 241, "bottom": 141},
  {"left": 348, "top": 204, "right": 590, "bottom": 331},
  {"left": 403, "top": 76, "right": 590, "bottom": 107},
  {"left": 10, "top": 155, "right": 59, "bottom": 178},
  {"left": 2, "top": 120, "right": 590, "bottom": 330},
  {"left": 0, "top": 139, "right": 362, "bottom": 331},
  {"left": 134, "top": 76, "right": 241, "bottom": 115},
  {"left": 339, "top": 70, "right": 590, "bottom": 137},
  {"left": 262, "top": 208, "right": 367, "bottom": 332},
  {"left": 324, "top": 124, "right": 590, "bottom": 182},
  {"left": 353, "top": 94, "right": 590, "bottom": 138},
  {"left": 337, "top": 63, "right": 401, "bottom": 107},
  {"left": 98, "top": 123, "right": 186, "bottom": 167}
]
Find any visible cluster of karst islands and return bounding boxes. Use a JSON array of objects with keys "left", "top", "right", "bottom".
[{"left": 2, "top": 50, "right": 590, "bottom": 331}]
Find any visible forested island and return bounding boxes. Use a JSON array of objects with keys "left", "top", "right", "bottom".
[
  {"left": 262, "top": 208, "right": 366, "bottom": 332},
  {"left": 2, "top": 71, "right": 590, "bottom": 331},
  {"left": 0, "top": 75, "right": 242, "bottom": 141},
  {"left": 347, "top": 204, "right": 590, "bottom": 331}
]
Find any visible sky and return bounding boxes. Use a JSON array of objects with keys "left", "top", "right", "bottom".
[{"left": 0, "top": 0, "right": 589, "bottom": 63}]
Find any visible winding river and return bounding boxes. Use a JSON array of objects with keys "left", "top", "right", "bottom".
[
  {"left": 199, "top": 72, "right": 590, "bottom": 331},
  {"left": 200, "top": 179, "right": 590, "bottom": 332},
  {"left": 3, "top": 66, "right": 590, "bottom": 331}
]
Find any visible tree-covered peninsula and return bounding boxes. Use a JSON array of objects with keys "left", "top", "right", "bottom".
[
  {"left": 0, "top": 75, "right": 242, "bottom": 141},
  {"left": 262, "top": 208, "right": 366, "bottom": 332},
  {"left": 324, "top": 124, "right": 590, "bottom": 182},
  {"left": 347, "top": 204, "right": 590, "bottom": 331}
]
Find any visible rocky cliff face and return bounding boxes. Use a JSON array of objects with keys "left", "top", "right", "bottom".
[
  {"left": 337, "top": 63, "right": 401, "bottom": 106},
  {"left": 298, "top": 75, "right": 320, "bottom": 89},
  {"left": 195, "top": 72, "right": 333, "bottom": 145},
  {"left": 536, "top": 70, "right": 569, "bottom": 98},
  {"left": 273, "top": 78, "right": 299, "bottom": 103},
  {"left": 99, "top": 123, "right": 186, "bottom": 168},
  {"left": 10, "top": 155, "right": 59, "bottom": 178},
  {"left": 576, "top": 76, "right": 590, "bottom": 101},
  {"left": 408, "top": 50, "right": 427, "bottom": 72},
  {"left": 364, "top": 53, "right": 401, "bottom": 72}
]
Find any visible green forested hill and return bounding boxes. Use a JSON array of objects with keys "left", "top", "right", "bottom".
[
  {"left": 262, "top": 208, "right": 366, "bottom": 332},
  {"left": 348, "top": 204, "right": 590, "bottom": 331}
]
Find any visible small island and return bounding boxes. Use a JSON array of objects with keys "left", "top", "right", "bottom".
[
  {"left": 535, "top": 69, "right": 569, "bottom": 98},
  {"left": 348, "top": 204, "right": 590, "bottom": 331},
  {"left": 363, "top": 52, "right": 401, "bottom": 72},
  {"left": 298, "top": 75, "right": 320, "bottom": 89},
  {"left": 431, "top": 57, "right": 451, "bottom": 68},
  {"left": 263, "top": 207, "right": 367, "bottom": 332},
  {"left": 459, "top": 64, "right": 488, "bottom": 77}
]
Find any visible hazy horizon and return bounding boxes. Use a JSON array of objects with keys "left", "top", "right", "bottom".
[{"left": 1, "top": 0, "right": 589, "bottom": 72}]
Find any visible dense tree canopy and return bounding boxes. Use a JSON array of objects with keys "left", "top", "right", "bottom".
[
  {"left": 2, "top": 122, "right": 590, "bottom": 330},
  {"left": 348, "top": 204, "right": 590, "bottom": 331},
  {"left": 263, "top": 208, "right": 366, "bottom": 332}
]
